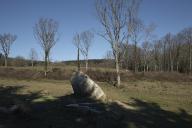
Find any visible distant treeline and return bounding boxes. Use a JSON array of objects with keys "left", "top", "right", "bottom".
[
  {"left": 104, "top": 27, "right": 192, "bottom": 74},
  {"left": 0, "top": 54, "right": 114, "bottom": 68},
  {"left": 0, "top": 54, "right": 43, "bottom": 67},
  {"left": 63, "top": 59, "right": 114, "bottom": 68}
]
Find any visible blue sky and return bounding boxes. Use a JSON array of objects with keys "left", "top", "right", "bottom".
[{"left": 0, "top": 0, "right": 192, "bottom": 61}]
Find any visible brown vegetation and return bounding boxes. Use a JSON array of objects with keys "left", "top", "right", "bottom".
[{"left": 0, "top": 67, "right": 191, "bottom": 83}]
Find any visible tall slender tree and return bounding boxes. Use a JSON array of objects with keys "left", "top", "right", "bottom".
[
  {"left": 127, "top": 0, "right": 143, "bottom": 72},
  {"left": 34, "top": 18, "right": 59, "bottom": 77},
  {"left": 0, "top": 33, "right": 17, "bottom": 67},
  {"left": 80, "top": 30, "right": 94, "bottom": 71},
  {"left": 181, "top": 28, "right": 192, "bottom": 73},
  {"left": 96, "top": 0, "right": 128, "bottom": 87},
  {"left": 73, "top": 33, "right": 81, "bottom": 72},
  {"left": 29, "top": 48, "right": 38, "bottom": 67}
]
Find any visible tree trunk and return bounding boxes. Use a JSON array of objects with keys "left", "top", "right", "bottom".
[
  {"left": 160, "top": 63, "right": 163, "bottom": 72},
  {"left": 134, "top": 39, "right": 137, "bottom": 72},
  {"left": 4, "top": 56, "right": 7, "bottom": 67},
  {"left": 143, "top": 59, "right": 146, "bottom": 73},
  {"left": 143, "top": 64, "right": 145, "bottom": 72},
  {"left": 77, "top": 47, "right": 80, "bottom": 72},
  {"left": 154, "top": 64, "right": 157, "bottom": 72},
  {"left": 171, "top": 60, "right": 173, "bottom": 72},
  {"left": 115, "top": 52, "right": 120, "bottom": 87},
  {"left": 126, "top": 59, "right": 129, "bottom": 70},
  {"left": 134, "top": 61, "right": 137, "bottom": 72},
  {"left": 176, "top": 61, "right": 179, "bottom": 72},
  {"left": 125, "top": 49, "right": 129, "bottom": 70},
  {"left": 31, "top": 60, "right": 34, "bottom": 67},
  {"left": 134, "top": 56, "right": 137, "bottom": 72},
  {"left": 85, "top": 55, "right": 88, "bottom": 72},
  {"left": 163, "top": 43, "right": 166, "bottom": 72},
  {"left": 190, "top": 44, "right": 191, "bottom": 74},
  {"left": 44, "top": 54, "right": 48, "bottom": 77},
  {"left": 147, "top": 64, "right": 149, "bottom": 72}
]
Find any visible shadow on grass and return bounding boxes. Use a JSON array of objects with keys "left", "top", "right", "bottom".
[{"left": 0, "top": 85, "right": 191, "bottom": 128}]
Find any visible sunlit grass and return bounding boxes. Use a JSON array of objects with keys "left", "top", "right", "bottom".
[{"left": 0, "top": 78, "right": 191, "bottom": 114}]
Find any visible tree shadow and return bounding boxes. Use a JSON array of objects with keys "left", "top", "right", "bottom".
[
  {"left": 0, "top": 85, "right": 192, "bottom": 128},
  {"left": 0, "top": 85, "right": 43, "bottom": 128},
  {"left": 107, "top": 98, "right": 192, "bottom": 128}
]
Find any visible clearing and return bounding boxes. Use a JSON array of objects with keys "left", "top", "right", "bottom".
[{"left": 0, "top": 78, "right": 192, "bottom": 128}]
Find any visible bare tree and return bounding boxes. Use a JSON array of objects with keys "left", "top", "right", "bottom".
[
  {"left": 142, "top": 23, "right": 156, "bottom": 72},
  {"left": 153, "top": 40, "right": 163, "bottom": 71},
  {"left": 181, "top": 28, "right": 192, "bottom": 73},
  {"left": 127, "top": 0, "right": 141, "bottom": 39},
  {"left": 73, "top": 33, "right": 81, "bottom": 72},
  {"left": 96, "top": 0, "right": 128, "bottom": 87},
  {"left": 106, "top": 26, "right": 192, "bottom": 74},
  {"left": 132, "top": 20, "right": 143, "bottom": 72},
  {"left": 104, "top": 50, "right": 114, "bottom": 60},
  {"left": 142, "top": 41, "right": 152, "bottom": 72},
  {"left": 103, "top": 50, "right": 114, "bottom": 68},
  {"left": 164, "top": 33, "right": 175, "bottom": 72},
  {"left": 80, "top": 30, "right": 94, "bottom": 71},
  {"left": 0, "top": 52, "right": 3, "bottom": 66},
  {"left": 0, "top": 33, "right": 17, "bottom": 67},
  {"left": 174, "top": 33, "right": 182, "bottom": 72},
  {"left": 143, "top": 23, "right": 156, "bottom": 42},
  {"left": 34, "top": 18, "right": 59, "bottom": 77},
  {"left": 29, "top": 48, "right": 38, "bottom": 67},
  {"left": 127, "top": 0, "right": 143, "bottom": 72}
]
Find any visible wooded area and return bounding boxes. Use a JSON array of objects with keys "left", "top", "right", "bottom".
[{"left": 113, "top": 27, "right": 192, "bottom": 74}]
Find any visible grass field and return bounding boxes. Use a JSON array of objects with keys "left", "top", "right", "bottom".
[{"left": 0, "top": 77, "right": 192, "bottom": 128}]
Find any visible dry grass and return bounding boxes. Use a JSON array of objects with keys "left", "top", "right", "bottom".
[
  {"left": 0, "top": 78, "right": 191, "bottom": 114},
  {"left": 0, "top": 77, "right": 192, "bottom": 128},
  {"left": 0, "top": 66, "right": 192, "bottom": 128},
  {"left": 1, "top": 66, "right": 192, "bottom": 83},
  {"left": 101, "top": 81, "right": 192, "bottom": 114}
]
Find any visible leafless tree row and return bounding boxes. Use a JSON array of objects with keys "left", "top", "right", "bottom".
[{"left": 112, "top": 27, "right": 192, "bottom": 74}]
